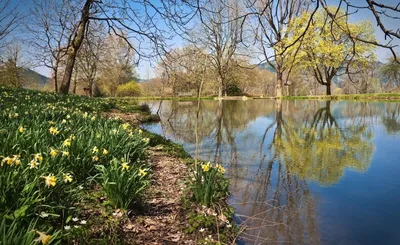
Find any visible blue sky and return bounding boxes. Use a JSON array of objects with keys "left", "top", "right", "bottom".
[{"left": 5, "top": 0, "right": 400, "bottom": 79}]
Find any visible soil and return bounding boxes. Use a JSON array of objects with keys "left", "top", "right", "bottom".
[{"left": 122, "top": 145, "right": 194, "bottom": 244}]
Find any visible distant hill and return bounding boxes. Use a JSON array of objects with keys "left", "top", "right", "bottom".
[
  {"left": 258, "top": 62, "right": 276, "bottom": 73},
  {"left": 22, "top": 68, "right": 50, "bottom": 86}
]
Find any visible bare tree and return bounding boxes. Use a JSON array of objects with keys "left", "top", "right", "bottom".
[
  {"left": 28, "top": 0, "right": 77, "bottom": 92},
  {"left": 75, "top": 22, "right": 107, "bottom": 97},
  {"left": 192, "top": 0, "right": 243, "bottom": 98},
  {"left": 54, "top": 0, "right": 192, "bottom": 94},
  {"left": 247, "top": 0, "right": 313, "bottom": 97},
  {"left": 0, "top": 0, "right": 20, "bottom": 49}
]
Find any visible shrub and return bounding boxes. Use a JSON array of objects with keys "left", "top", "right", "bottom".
[{"left": 116, "top": 81, "right": 141, "bottom": 97}]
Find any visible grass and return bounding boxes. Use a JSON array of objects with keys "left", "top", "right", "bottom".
[{"left": 0, "top": 87, "right": 151, "bottom": 244}]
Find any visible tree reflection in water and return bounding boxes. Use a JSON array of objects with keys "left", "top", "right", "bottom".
[{"left": 144, "top": 99, "right": 400, "bottom": 244}]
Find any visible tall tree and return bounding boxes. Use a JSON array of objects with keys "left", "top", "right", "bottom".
[
  {"left": 192, "top": 0, "right": 243, "bottom": 98},
  {"left": 248, "top": 0, "right": 312, "bottom": 97},
  {"left": 28, "top": 0, "right": 77, "bottom": 92},
  {"left": 288, "top": 8, "right": 376, "bottom": 95},
  {"left": 381, "top": 55, "right": 400, "bottom": 90}
]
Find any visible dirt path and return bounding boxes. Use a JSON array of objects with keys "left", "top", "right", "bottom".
[{"left": 123, "top": 146, "right": 194, "bottom": 245}]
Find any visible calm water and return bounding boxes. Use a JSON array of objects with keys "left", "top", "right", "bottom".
[{"left": 142, "top": 99, "right": 400, "bottom": 245}]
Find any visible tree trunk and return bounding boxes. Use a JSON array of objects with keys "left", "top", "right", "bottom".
[
  {"left": 217, "top": 76, "right": 223, "bottom": 98},
  {"left": 59, "top": 0, "right": 93, "bottom": 94},
  {"left": 53, "top": 71, "right": 58, "bottom": 93},
  {"left": 276, "top": 72, "right": 283, "bottom": 97},
  {"left": 326, "top": 83, "right": 332, "bottom": 95}
]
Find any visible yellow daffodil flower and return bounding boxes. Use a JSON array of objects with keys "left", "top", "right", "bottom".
[
  {"left": 201, "top": 162, "right": 211, "bottom": 172},
  {"left": 49, "top": 126, "right": 60, "bottom": 135},
  {"left": 63, "top": 139, "right": 71, "bottom": 147},
  {"left": 122, "top": 123, "right": 130, "bottom": 130},
  {"left": 18, "top": 126, "right": 25, "bottom": 133},
  {"left": 34, "top": 230, "right": 52, "bottom": 245},
  {"left": 216, "top": 164, "right": 226, "bottom": 174},
  {"left": 139, "top": 168, "right": 147, "bottom": 176},
  {"left": 42, "top": 174, "right": 57, "bottom": 187},
  {"left": 92, "top": 146, "right": 98, "bottom": 154},
  {"left": 121, "top": 162, "right": 130, "bottom": 170},
  {"left": 29, "top": 160, "right": 40, "bottom": 169},
  {"left": 50, "top": 148, "right": 58, "bottom": 157},
  {"left": 62, "top": 151, "right": 70, "bottom": 157},
  {"left": 103, "top": 149, "right": 109, "bottom": 155},
  {"left": 92, "top": 155, "right": 99, "bottom": 161},
  {"left": 63, "top": 173, "right": 73, "bottom": 183},
  {"left": 33, "top": 153, "right": 43, "bottom": 162}
]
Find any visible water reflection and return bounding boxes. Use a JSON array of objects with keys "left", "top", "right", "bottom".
[{"left": 144, "top": 99, "right": 400, "bottom": 245}]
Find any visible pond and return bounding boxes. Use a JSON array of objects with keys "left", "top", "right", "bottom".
[{"left": 142, "top": 99, "right": 400, "bottom": 245}]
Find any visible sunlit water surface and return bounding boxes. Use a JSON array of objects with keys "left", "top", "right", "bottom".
[{"left": 142, "top": 99, "right": 400, "bottom": 245}]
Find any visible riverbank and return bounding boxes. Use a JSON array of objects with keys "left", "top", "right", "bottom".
[
  {"left": 108, "top": 92, "right": 400, "bottom": 102},
  {"left": 0, "top": 87, "right": 237, "bottom": 244},
  {"left": 283, "top": 93, "right": 400, "bottom": 102}
]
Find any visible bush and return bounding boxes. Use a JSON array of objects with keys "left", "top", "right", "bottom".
[
  {"left": 226, "top": 83, "right": 242, "bottom": 96},
  {"left": 116, "top": 81, "right": 141, "bottom": 97}
]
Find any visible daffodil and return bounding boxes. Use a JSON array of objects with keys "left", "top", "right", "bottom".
[
  {"left": 42, "top": 174, "right": 57, "bottom": 187},
  {"left": 121, "top": 162, "right": 130, "bottom": 170},
  {"left": 92, "top": 146, "right": 98, "bottom": 154},
  {"left": 138, "top": 129, "right": 143, "bottom": 134},
  {"left": 33, "top": 153, "right": 43, "bottom": 162},
  {"left": 1, "top": 156, "right": 13, "bottom": 166},
  {"left": 142, "top": 138, "right": 150, "bottom": 144},
  {"left": 103, "top": 149, "right": 109, "bottom": 155},
  {"left": 63, "top": 173, "right": 73, "bottom": 183},
  {"left": 18, "top": 126, "right": 25, "bottom": 133},
  {"left": 201, "top": 162, "right": 211, "bottom": 172},
  {"left": 139, "top": 168, "right": 147, "bottom": 176},
  {"left": 216, "top": 164, "right": 226, "bottom": 174},
  {"left": 29, "top": 160, "right": 40, "bottom": 169},
  {"left": 49, "top": 126, "right": 60, "bottom": 135},
  {"left": 63, "top": 139, "right": 71, "bottom": 147},
  {"left": 92, "top": 155, "right": 99, "bottom": 161},
  {"left": 50, "top": 148, "right": 58, "bottom": 158},
  {"left": 62, "top": 151, "right": 70, "bottom": 157},
  {"left": 34, "top": 230, "right": 52, "bottom": 245},
  {"left": 122, "top": 123, "right": 130, "bottom": 130}
]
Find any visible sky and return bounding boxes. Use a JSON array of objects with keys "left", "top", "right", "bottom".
[{"left": 4, "top": 0, "right": 400, "bottom": 79}]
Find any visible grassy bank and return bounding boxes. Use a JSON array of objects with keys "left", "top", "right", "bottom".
[
  {"left": 283, "top": 93, "right": 400, "bottom": 102},
  {"left": 0, "top": 87, "right": 237, "bottom": 244}
]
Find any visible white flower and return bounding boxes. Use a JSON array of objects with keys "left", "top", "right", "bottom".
[
  {"left": 72, "top": 217, "right": 79, "bottom": 222},
  {"left": 40, "top": 212, "right": 49, "bottom": 218},
  {"left": 80, "top": 220, "right": 87, "bottom": 225},
  {"left": 64, "top": 226, "right": 71, "bottom": 230},
  {"left": 199, "top": 228, "right": 205, "bottom": 232},
  {"left": 212, "top": 212, "right": 217, "bottom": 216},
  {"left": 74, "top": 225, "right": 80, "bottom": 229},
  {"left": 227, "top": 224, "right": 232, "bottom": 228}
]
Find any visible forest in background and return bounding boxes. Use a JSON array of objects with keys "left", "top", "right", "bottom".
[{"left": 0, "top": 0, "right": 399, "bottom": 97}]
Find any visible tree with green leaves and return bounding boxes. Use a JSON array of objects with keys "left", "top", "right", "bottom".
[{"left": 287, "top": 7, "right": 376, "bottom": 95}]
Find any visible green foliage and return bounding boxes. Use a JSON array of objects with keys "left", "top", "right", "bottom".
[
  {"left": 0, "top": 87, "right": 150, "bottom": 242},
  {"left": 225, "top": 83, "right": 242, "bottom": 96},
  {"left": 116, "top": 81, "right": 141, "bottom": 97},
  {"left": 190, "top": 162, "right": 229, "bottom": 207},
  {"left": 96, "top": 155, "right": 150, "bottom": 210}
]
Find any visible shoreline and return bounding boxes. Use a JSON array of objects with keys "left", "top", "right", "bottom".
[{"left": 108, "top": 92, "right": 400, "bottom": 102}]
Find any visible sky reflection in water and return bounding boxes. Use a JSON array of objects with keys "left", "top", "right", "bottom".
[{"left": 143, "top": 99, "right": 400, "bottom": 245}]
